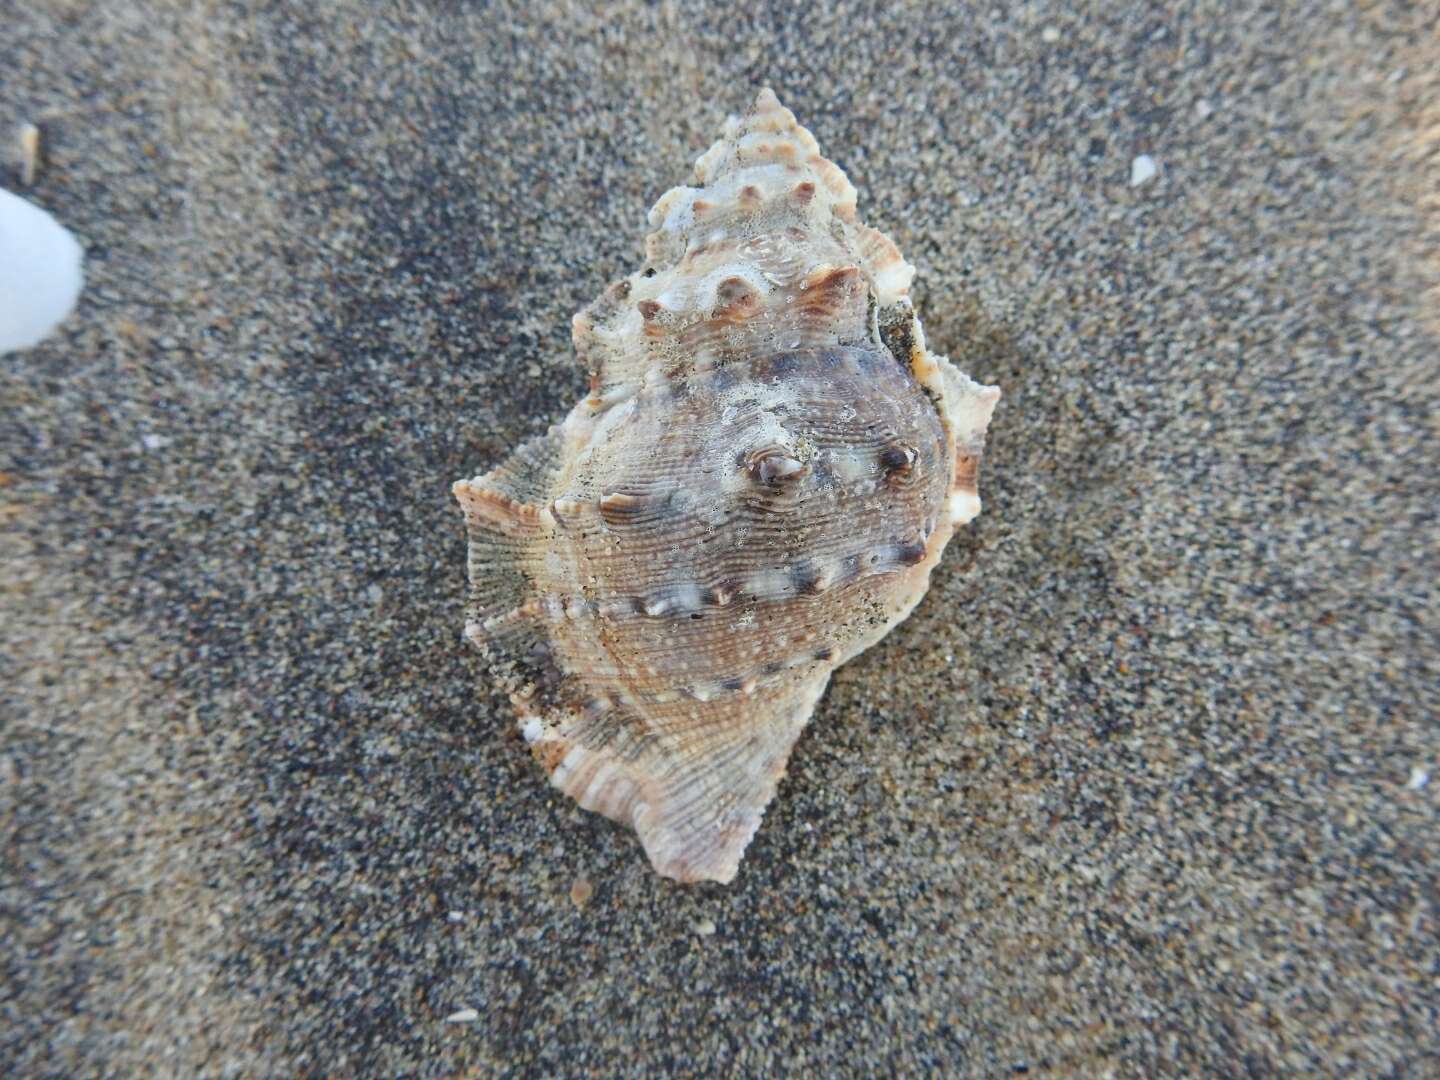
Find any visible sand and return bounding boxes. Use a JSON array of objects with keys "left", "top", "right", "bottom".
[{"left": 2, "top": 1, "right": 1436, "bottom": 1075}]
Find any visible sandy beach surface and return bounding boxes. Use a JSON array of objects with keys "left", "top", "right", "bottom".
[{"left": 3, "top": 1, "right": 1436, "bottom": 1075}]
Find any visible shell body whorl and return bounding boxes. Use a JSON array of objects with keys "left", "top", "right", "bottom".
[{"left": 455, "top": 89, "right": 999, "bottom": 883}]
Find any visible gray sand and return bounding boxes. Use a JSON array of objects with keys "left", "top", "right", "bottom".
[{"left": 3, "top": 1, "right": 1436, "bottom": 1075}]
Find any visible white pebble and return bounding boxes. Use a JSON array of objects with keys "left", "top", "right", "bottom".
[
  {"left": 0, "top": 187, "right": 84, "bottom": 352},
  {"left": 1040, "top": 25, "right": 1060, "bottom": 44},
  {"left": 445, "top": 1007, "right": 479, "bottom": 1023},
  {"left": 693, "top": 917, "right": 716, "bottom": 937},
  {"left": 1130, "top": 154, "right": 1159, "bottom": 187},
  {"left": 1406, "top": 766, "right": 1429, "bottom": 791}
]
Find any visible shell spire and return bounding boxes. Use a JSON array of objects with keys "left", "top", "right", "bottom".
[{"left": 456, "top": 89, "right": 1000, "bottom": 883}]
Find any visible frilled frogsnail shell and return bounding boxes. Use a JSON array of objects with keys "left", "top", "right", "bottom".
[{"left": 454, "top": 89, "right": 999, "bottom": 883}]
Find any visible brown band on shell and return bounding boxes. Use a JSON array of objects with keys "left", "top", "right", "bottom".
[
  {"left": 952, "top": 445, "right": 981, "bottom": 494},
  {"left": 453, "top": 478, "right": 543, "bottom": 535},
  {"left": 800, "top": 263, "right": 858, "bottom": 292},
  {"left": 598, "top": 490, "right": 671, "bottom": 526},
  {"left": 807, "top": 156, "right": 857, "bottom": 216},
  {"left": 797, "top": 265, "right": 861, "bottom": 319}
]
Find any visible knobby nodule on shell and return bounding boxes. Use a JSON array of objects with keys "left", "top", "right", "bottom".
[{"left": 454, "top": 89, "right": 1000, "bottom": 884}]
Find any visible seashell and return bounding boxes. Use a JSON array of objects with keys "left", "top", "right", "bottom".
[
  {"left": 0, "top": 186, "right": 84, "bottom": 354},
  {"left": 454, "top": 89, "right": 1000, "bottom": 883}
]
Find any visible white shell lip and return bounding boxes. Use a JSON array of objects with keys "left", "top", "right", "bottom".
[
  {"left": 949, "top": 490, "right": 983, "bottom": 525},
  {"left": 0, "top": 187, "right": 84, "bottom": 354}
]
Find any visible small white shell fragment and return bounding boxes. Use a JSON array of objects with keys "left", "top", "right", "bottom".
[
  {"left": 1406, "top": 766, "right": 1430, "bottom": 791},
  {"left": 0, "top": 187, "right": 84, "bottom": 353},
  {"left": 444, "top": 1008, "right": 480, "bottom": 1023},
  {"left": 19, "top": 124, "right": 40, "bottom": 185},
  {"left": 693, "top": 918, "right": 717, "bottom": 937},
  {"left": 1130, "top": 154, "right": 1159, "bottom": 187}
]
